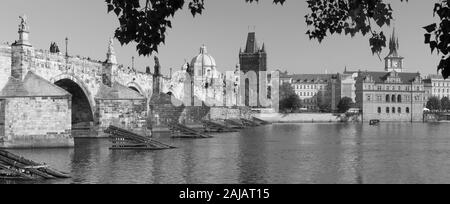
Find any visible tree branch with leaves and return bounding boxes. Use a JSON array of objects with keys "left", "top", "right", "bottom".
[{"left": 105, "top": 0, "right": 450, "bottom": 79}]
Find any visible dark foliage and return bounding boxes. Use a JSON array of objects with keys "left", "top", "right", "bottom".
[
  {"left": 441, "top": 97, "right": 450, "bottom": 110},
  {"left": 106, "top": 0, "right": 450, "bottom": 79},
  {"left": 337, "top": 97, "right": 354, "bottom": 113},
  {"left": 427, "top": 96, "right": 442, "bottom": 110},
  {"left": 279, "top": 83, "right": 302, "bottom": 113},
  {"left": 423, "top": 1, "right": 450, "bottom": 79},
  {"left": 105, "top": 0, "right": 284, "bottom": 56}
]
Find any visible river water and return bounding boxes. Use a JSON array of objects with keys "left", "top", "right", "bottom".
[{"left": 4, "top": 123, "right": 450, "bottom": 184}]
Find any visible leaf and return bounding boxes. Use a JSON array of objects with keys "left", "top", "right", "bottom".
[{"left": 423, "top": 23, "right": 437, "bottom": 33}]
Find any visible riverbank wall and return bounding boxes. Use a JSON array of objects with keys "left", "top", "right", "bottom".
[
  {"left": 255, "top": 113, "right": 363, "bottom": 123},
  {"left": 255, "top": 113, "right": 341, "bottom": 123}
]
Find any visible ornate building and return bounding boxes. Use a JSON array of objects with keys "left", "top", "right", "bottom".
[
  {"left": 355, "top": 30, "right": 426, "bottom": 122},
  {"left": 189, "top": 45, "right": 223, "bottom": 105}
]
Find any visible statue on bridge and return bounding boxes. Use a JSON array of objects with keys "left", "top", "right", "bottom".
[
  {"left": 154, "top": 56, "right": 161, "bottom": 77},
  {"left": 19, "top": 15, "right": 29, "bottom": 32},
  {"left": 50, "top": 42, "right": 60, "bottom": 53}
]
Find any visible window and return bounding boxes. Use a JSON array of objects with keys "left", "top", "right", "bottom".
[
  {"left": 398, "top": 95, "right": 402, "bottom": 103},
  {"left": 398, "top": 107, "right": 402, "bottom": 114},
  {"left": 392, "top": 107, "right": 396, "bottom": 114},
  {"left": 378, "top": 107, "right": 382, "bottom": 114},
  {"left": 392, "top": 95, "right": 396, "bottom": 103},
  {"left": 406, "top": 107, "right": 410, "bottom": 114},
  {"left": 386, "top": 107, "right": 390, "bottom": 114},
  {"left": 386, "top": 95, "right": 390, "bottom": 102}
]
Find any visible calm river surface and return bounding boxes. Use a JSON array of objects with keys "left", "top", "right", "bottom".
[{"left": 5, "top": 123, "right": 450, "bottom": 184}]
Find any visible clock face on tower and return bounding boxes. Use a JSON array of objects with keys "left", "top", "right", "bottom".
[{"left": 392, "top": 60, "right": 399, "bottom": 68}]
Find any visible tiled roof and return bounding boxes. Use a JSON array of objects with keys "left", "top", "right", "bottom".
[
  {"left": 95, "top": 82, "right": 146, "bottom": 100},
  {"left": 288, "top": 74, "right": 336, "bottom": 83},
  {"left": 0, "top": 71, "right": 70, "bottom": 98},
  {"left": 359, "top": 71, "right": 420, "bottom": 83}
]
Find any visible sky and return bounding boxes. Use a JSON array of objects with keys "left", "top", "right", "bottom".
[{"left": 0, "top": 0, "right": 443, "bottom": 76}]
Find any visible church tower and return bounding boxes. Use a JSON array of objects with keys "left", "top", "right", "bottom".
[{"left": 385, "top": 29, "right": 404, "bottom": 72}]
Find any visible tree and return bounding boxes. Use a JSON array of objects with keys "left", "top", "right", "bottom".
[
  {"left": 280, "top": 94, "right": 302, "bottom": 113},
  {"left": 279, "top": 83, "right": 302, "bottom": 113},
  {"left": 441, "top": 97, "right": 450, "bottom": 110},
  {"left": 427, "top": 96, "right": 442, "bottom": 110},
  {"left": 337, "top": 97, "right": 355, "bottom": 113},
  {"left": 105, "top": 0, "right": 449, "bottom": 79}
]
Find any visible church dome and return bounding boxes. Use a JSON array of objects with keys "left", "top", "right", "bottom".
[{"left": 190, "top": 45, "right": 216, "bottom": 77}]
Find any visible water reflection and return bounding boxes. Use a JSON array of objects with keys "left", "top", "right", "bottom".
[{"left": 3, "top": 123, "right": 450, "bottom": 184}]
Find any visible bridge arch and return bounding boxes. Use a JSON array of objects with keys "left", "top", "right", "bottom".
[
  {"left": 50, "top": 74, "right": 95, "bottom": 127},
  {"left": 127, "top": 82, "right": 145, "bottom": 96}
]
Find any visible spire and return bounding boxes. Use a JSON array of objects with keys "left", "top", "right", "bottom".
[
  {"left": 261, "top": 43, "right": 266, "bottom": 52},
  {"left": 200, "top": 44, "right": 207, "bottom": 54},
  {"left": 388, "top": 28, "right": 399, "bottom": 57},
  {"left": 244, "top": 32, "right": 258, "bottom": 53}
]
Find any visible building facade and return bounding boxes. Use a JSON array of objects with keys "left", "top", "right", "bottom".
[
  {"left": 356, "top": 71, "right": 425, "bottom": 122},
  {"left": 423, "top": 74, "right": 450, "bottom": 99},
  {"left": 280, "top": 73, "right": 337, "bottom": 111},
  {"left": 355, "top": 31, "right": 425, "bottom": 122}
]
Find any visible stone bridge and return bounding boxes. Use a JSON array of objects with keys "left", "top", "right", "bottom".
[{"left": 0, "top": 31, "right": 173, "bottom": 136}]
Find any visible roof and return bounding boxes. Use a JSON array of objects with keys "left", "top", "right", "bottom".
[
  {"left": 358, "top": 71, "right": 420, "bottom": 84},
  {"left": 191, "top": 45, "right": 216, "bottom": 70},
  {"left": 287, "top": 74, "right": 336, "bottom": 83},
  {"left": 95, "top": 82, "right": 146, "bottom": 100},
  {"left": 0, "top": 71, "right": 70, "bottom": 98},
  {"left": 245, "top": 32, "right": 259, "bottom": 53}
]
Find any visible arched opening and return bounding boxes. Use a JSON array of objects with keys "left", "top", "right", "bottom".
[
  {"left": 129, "top": 86, "right": 140, "bottom": 94},
  {"left": 54, "top": 79, "right": 94, "bottom": 128}
]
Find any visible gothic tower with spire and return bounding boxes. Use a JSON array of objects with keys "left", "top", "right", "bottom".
[
  {"left": 385, "top": 29, "right": 404, "bottom": 72},
  {"left": 239, "top": 32, "right": 267, "bottom": 73},
  {"left": 238, "top": 32, "right": 267, "bottom": 107}
]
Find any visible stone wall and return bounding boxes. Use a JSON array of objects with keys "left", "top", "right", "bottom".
[
  {"left": 179, "top": 106, "right": 211, "bottom": 125},
  {"left": 1, "top": 96, "right": 73, "bottom": 148},
  {"left": 150, "top": 93, "right": 185, "bottom": 127},
  {"left": 0, "top": 45, "right": 11, "bottom": 90},
  {"left": 209, "top": 107, "right": 253, "bottom": 120},
  {"left": 0, "top": 99, "right": 5, "bottom": 137},
  {"left": 95, "top": 99, "right": 148, "bottom": 136},
  {"left": 255, "top": 113, "right": 341, "bottom": 123}
]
